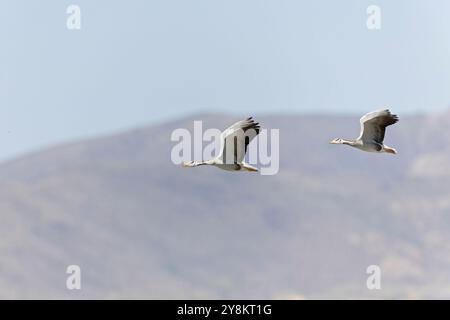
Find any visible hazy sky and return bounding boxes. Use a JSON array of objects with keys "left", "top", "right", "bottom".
[{"left": 1, "top": 0, "right": 450, "bottom": 160}]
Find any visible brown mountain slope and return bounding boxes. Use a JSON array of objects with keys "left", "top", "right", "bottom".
[{"left": 0, "top": 112, "right": 449, "bottom": 299}]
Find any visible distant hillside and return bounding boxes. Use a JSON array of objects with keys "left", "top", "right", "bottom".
[{"left": 1, "top": 111, "right": 450, "bottom": 299}]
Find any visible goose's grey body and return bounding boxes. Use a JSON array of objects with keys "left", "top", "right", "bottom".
[
  {"left": 183, "top": 117, "right": 260, "bottom": 172},
  {"left": 330, "top": 109, "right": 399, "bottom": 154}
]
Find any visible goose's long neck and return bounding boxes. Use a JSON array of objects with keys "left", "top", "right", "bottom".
[
  {"left": 341, "top": 139, "right": 357, "bottom": 146},
  {"left": 195, "top": 159, "right": 215, "bottom": 166}
]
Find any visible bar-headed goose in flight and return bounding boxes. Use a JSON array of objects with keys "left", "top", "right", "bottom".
[
  {"left": 183, "top": 117, "right": 260, "bottom": 172},
  {"left": 330, "top": 109, "right": 399, "bottom": 154}
]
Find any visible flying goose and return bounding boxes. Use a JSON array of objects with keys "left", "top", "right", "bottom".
[
  {"left": 183, "top": 117, "right": 260, "bottom": 172},
  {"left": 330, "top": 109, "right": 399, "bottom": 154}
]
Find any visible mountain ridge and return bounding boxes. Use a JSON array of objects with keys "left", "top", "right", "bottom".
[{"left": 0, "top": 112, "right": 449, "bottom": 298}]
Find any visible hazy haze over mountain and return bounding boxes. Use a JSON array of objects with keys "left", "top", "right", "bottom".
[{"left": 1, "top": 111, "right": 450, "bottom": 299}]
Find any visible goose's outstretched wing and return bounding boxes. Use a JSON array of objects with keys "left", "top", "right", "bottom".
[
  {"left": 217, "top": 117, "right": 260, "bottom": 164},
  {"left": 357, "top": 109, "right": 398, "bottom": 143}
]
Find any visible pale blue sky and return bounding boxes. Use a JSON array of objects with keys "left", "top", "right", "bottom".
[{"left": 1, "top": 0, "right": 450, "bottom": 160}]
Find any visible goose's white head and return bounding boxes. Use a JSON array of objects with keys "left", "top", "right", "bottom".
[
  {"left": 330, "top": 138, "right": 344, "bottom": 144},
  {"left": 182, "top": 161, "right": 199, "bottom": 167}
]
